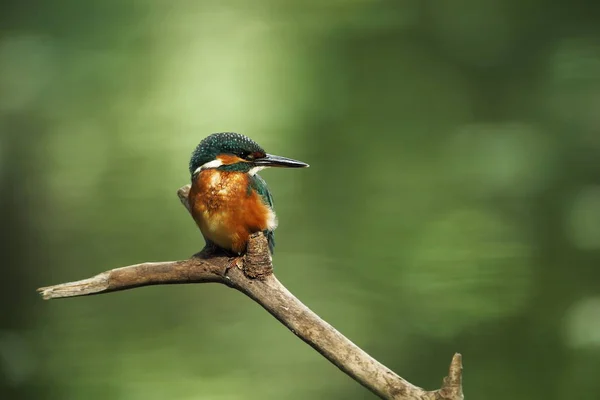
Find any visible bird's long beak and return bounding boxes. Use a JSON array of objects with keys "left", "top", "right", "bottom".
[{"left": 254, "top": 153, "right": 309, "bottom": 168}]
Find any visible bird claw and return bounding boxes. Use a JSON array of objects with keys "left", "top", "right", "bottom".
[{"left": 226, "top": 256, "right": 244, "bottom": 272}]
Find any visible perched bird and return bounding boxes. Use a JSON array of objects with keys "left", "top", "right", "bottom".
[{"left": 188, "top": 132, "right": 308, "bottom": 254}]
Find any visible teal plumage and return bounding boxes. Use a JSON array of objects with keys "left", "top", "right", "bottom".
[{"left": 249, "top": 174, "right": 276, "bottom": 253}]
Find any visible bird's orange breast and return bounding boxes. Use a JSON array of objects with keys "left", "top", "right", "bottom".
[{"left": 188, "top": 170, "right": 276, "bottom": 253}]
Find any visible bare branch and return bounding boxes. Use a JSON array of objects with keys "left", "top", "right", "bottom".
[
  {"left": 37, "top": 259, "right": 227, "bottom": 299},
  {"left": 37, "top": 185, "right": 464, "bottom": 400}
]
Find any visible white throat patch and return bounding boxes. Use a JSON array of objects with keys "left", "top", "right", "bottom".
[{"left": 249, "top": 166, "right": 266, "bottom": 176}]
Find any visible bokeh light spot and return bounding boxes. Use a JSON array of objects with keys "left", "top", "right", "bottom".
[
  {"left": 565, "top": 297, "right": 600, "bottom": 349},
  {"left": 447, "top": 123, "right": 557, "bottom": 197},
  {"left": 565, "top": 185, "right": 600, "bottom": 250}
]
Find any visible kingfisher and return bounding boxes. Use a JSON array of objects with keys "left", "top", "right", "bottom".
[{"left": 188, "top": 132, "right": 309, "bottom": 255}]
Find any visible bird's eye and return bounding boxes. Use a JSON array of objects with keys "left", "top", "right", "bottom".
[{"left": 240, "top": 151, "right": 255, "bottom": 160}]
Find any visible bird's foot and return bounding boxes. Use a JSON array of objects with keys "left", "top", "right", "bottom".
[{"left": 226, "top": 255, "right": 244, "bottom": 272}]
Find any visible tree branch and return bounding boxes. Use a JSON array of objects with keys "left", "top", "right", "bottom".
[{"left": 37, "top": 185, "right": 464, "bottom": 400}]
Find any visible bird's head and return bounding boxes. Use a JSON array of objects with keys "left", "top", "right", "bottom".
[{"left": 189, "top": 132, "right": 309, "bottom": 176}]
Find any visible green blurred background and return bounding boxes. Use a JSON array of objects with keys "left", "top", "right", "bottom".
[{"left": 2, "top": 1, "right": 600, "bottom": 399}]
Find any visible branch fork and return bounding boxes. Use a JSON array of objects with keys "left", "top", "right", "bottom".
[{"left": 37, "top": 184, "right": 464, "bottom": 400}]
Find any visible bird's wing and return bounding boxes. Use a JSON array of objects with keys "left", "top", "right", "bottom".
[{"left": 249, "top": 174, "right": 275, "bottom": 253}]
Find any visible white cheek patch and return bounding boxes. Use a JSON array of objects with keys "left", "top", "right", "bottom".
[
  {"left": 249, "top": 166, "right": 266, "bottom": 176},
  {"left": 266, "top": 208, "right": 278, "bottom": 231},
  {"left": 194, "top": 158, "right": 223, "bottom": 174}
]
